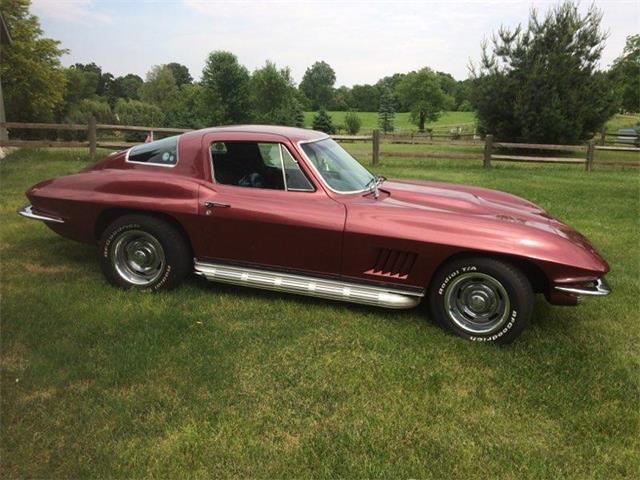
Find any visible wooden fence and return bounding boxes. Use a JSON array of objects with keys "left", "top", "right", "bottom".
[
  {"left": 1, "top": 118, "right": 638, "bottom": 170},
  {"left": 0, "top": 119, "right": 191, "bottom": 159}
]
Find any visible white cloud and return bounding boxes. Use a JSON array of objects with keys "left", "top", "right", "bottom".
[{"left": 32, "top": 0, "right": 112, "bottom": 25}]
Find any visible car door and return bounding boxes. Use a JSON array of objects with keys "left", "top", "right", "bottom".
[{"left": 196, "top": 133, "right": 346, "bottom": 276}]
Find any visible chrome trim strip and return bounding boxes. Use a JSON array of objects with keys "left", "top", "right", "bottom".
[
  {"left": 554, "top": 277, "right": 610, "bottom": 296},
  {"left": 17, "top": 205, "right": 64, "bottom": 223},
  {"left": 278, "top": 143, "right": 288, "bottom": 191},
  {"left": 194, "top": 260, "right": 423, "bottom": 309},
  {"left": 125, "top": 134, "right": 180, "bottom": 168}
]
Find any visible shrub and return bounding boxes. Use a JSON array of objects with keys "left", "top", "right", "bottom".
[
  {"left": 114, "top": 99, "right": 164, "bottom": 141},
  {"left": 344, "top": 112, "right": 362, "bottom": 134},
  {"left": 294, "top": 108, "right": 305, "bottom": 128},
  {"left": 312, "top": 108, "right": 335, "bottom": 134},
  {"left": 66, "top": 98, "right": 113, "bottom": 124},
  {"left": 64, "top": 98, "right": 113, "bottom": 140},
  {"left": 458, "top": 100, "right": 473, "bottom": 112}
]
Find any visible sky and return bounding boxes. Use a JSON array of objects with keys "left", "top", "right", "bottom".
[{"left": 30, "top": 0, "right": 640, "bottom": 86}]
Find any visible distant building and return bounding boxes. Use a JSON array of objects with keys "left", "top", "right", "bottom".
[{"left": 1, "top": 9, "right": 12, "bottom": 142}]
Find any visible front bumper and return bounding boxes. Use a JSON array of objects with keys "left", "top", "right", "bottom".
[
  {"left": 17, "top": 204, "right": 64, "bottom": 223},
  {"left": 554, "top": 277, "right": 611, "bottom": 297}
]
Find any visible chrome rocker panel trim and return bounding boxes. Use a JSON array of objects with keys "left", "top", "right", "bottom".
[
  {"left": 17, "top": 205, "right": 64, "bottom": 224},
  {"left": 554, "top": 277, "right": 610, "bottom": 297},
  {"left": 194, "top": 260, "right": 424, "bottom": 309}
]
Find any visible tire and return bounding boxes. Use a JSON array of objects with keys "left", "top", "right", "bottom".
[
  {"left": 98, "top": 214, "right": 191, "bottom": 291},
  {"left": 427, "top": 257, "right": 533, "bottom": 344}
]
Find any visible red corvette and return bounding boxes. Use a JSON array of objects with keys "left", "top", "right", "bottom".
[{"left": 19, "top": 126, "right": 610, "bottom": 343}]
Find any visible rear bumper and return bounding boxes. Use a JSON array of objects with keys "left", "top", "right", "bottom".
[{"left": 17, "top": 204, "right": 64, "bottom": 223}]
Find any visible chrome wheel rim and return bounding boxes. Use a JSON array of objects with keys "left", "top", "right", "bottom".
[
  {"left": 444, "top": 272, "right": 510, "bottom": 335},
  {"left": 112, "top": 229, "right": 165, "bottom": 286}
]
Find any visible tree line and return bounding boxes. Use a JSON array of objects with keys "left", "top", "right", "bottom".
[{"left": 1, "top": 0, "right": 638, "bottom": 144}]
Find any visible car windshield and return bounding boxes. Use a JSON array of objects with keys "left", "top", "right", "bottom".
[{"left": 300, "top": 138, "right": 375, "bottom": 193}]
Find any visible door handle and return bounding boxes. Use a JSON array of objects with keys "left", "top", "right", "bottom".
[{"left": 204, "top": 201, "right": 230, "bottom": 209}]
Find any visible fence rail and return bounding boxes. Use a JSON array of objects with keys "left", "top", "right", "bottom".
[{"left": 1, "top": 119, "right": 638, "bottom": 170}]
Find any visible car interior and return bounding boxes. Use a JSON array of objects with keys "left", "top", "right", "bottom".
[{"left": 210, "top": 142, "right": 314, "bottom": 191}]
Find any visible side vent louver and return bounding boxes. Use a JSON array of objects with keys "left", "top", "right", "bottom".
[{"left": 365, "top": 249, "right": 417, "bottom": 279}]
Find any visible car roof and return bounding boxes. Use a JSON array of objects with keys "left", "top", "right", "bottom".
[{"left": 181, "top": 125, "right": 328, "bottom": 143}]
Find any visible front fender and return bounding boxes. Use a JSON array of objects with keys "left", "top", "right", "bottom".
[{"left": 342, "top": 202, "right": 608, "bottom": 288}]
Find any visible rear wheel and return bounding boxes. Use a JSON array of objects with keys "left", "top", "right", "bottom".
[
  {"left": 428, "top": 257, "right": 533, "bottom": 343},
  {"left": 99, "top": 214, "right": 191, "bottom": 291}
]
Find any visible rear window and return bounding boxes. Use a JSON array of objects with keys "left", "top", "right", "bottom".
[{"left": 127, "top": 136, "right": 178, "bottom": 166}]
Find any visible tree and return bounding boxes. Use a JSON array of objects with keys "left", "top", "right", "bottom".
[
  {"left": 300, "top": 61, "right": 336, "bottom": 110},
  {"left": 71, "top": 62, "right": 101, "bottom": 77},
  {"left": 330, "top": 86, "right": 353, "bottom": 110},
  {"left": 397, "top": 67, "right": 447, "bottom": 131},
  {"left": 312, "top": 108, "right": 335, "bottom": 134},
  {"left": 98, "top": 72, "right": 115, "bottom": 99},
  {"left": 350, "top": 84, "right": 380, "bottom": 111},
  {"left": 435, "top": 71, "right": 456, "bottom": 110},
  {"left": 454, "top": 79, "right": 473, "bottom": 111},
  {"left": 250, "top": 61, "right": 301, "bottom": 125},
  {"left": 166, "top": 62, "right": 193, "bottom": 88},
  {"left": 471, "top": 1, "right": 617, "bottom": 144},
  {"left": 610, "top": 34, "right": 639, "bottom": 113},
  {"left": 0, "top": 0, "right": 67, "bottom": 122},
  {"left": 63, "top": 66, "right": 100, "bottom": 106},
  {"left": 378, "top": 87, "right": 395, "bottom": 133},
  {"left": 201, "top": 51, "right": 252, "bottom": 125},
  {"left": 344, "top": 111, "right": 361, "bottom": 134},
  {"left": 166, "top": 84, "right": 209, "bottom": 129},
  {"left": 139, "top": 65, "right": 179, "bottom": 111},
  {"left": 375, "top": 74, "right": 406, "bottom": 110},
  {"left": 112, "top": 74, "right": 143, "bottom": 101}
]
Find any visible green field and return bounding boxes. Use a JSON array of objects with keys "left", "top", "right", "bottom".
[
  {"left": 603, "top": 113, "right": 640, "bottom": 132},
  {"left": 1, "top": 148, "right": 639, "bottom": 478},
  {"left": 304, "top": 111, "right": 476, "bottom": 133},
  {"left": 304, "top": 111, "right": 639, "bottom": 136}
]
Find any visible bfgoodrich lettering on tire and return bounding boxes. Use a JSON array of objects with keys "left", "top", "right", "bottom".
[
  {"left": 99, "top": 214, "right": 190, "bottom": 291},
  {"left": 427, "top": 257, "right": 533, "bottom": 344}
]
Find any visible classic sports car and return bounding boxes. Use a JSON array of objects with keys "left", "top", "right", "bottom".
[{"left": 19, "top": 126, "right": 610, "bottom": 343}]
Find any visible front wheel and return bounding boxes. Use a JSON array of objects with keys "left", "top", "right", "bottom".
[
  {"left": 428, "top": 257, "right": 534, "bottom": 344},
  {"left": 99, "top": 214, "right": 191, "bottom": 291}
]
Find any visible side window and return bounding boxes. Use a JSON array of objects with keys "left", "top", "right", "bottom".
[
  {"left": 281, "top": 145, "right": 314, "bottom": 191},
  {"left": 210, "top": 141, "right": 314, "bottom": 192},
  {"left": 128, "top": 136, "right": 178, "bottom": 166}
]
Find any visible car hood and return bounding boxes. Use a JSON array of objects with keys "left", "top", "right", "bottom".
[
  {"left": 377, "top": 179, "right": 606, "bottom": 261},
  {"left": 381, "top": 179, "right": 551, "bottom": 223}
]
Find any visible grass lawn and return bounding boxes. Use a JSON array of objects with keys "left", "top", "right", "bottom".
[
  {"left": 604, "top": 113, "right": 640, "bottom": 133},
  {"left": 1, "top": 147, "right": 639, "bottom": 478},
  {"left": 304, "top": 111, "right": 476, "bottom": 133}
]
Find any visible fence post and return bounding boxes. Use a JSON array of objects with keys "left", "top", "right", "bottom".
[
  {"left": 600, "top": 127, "right": 606, "bottom": 146},
  {"left": 484, "top": 134, "right": 493, "bottom": 168},
  {"left": 372, "top": 129, "right": 380, "bottom": 166},
  {"left": 586, "top": 139, "right": 595, "bottom": 172},
  {"left": 88, "top": 115, "right": 97, "bottom": 159}
]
